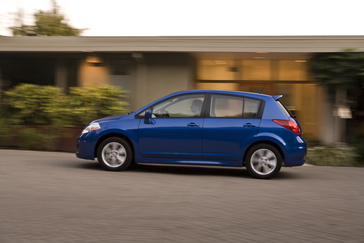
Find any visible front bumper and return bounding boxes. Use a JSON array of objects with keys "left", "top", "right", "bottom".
[{"left": 76, "top": 134, "right": 97, "bottom": 160}]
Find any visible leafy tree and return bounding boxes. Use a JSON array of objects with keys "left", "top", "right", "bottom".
[
  {"left": 310, "top": 50, "right": 364, "bottom": 141},
  {"left": 310, "top": 50, "right": 364, "bottom": 93},
  {"left": 9, "top": 0, "right": 85, "bottom": 36}
]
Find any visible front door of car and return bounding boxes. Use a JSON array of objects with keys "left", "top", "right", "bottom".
[
  {"left": 138, "top": 94, "right": 206, "bottom": 160},
  {"left": 202, "top": 94, "right": 262, "bottom": 165}
]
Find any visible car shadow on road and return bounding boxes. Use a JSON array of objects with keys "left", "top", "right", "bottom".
[
  {"left": 73, "top": 161, "right": 250, "bottom": 178},
  {"left": 274, "top": 170, "right": 305, "bottom": 180},
  {"left": 131, "top": 164, "right": 250, "bottom": 178},
  {"left": 73, "top": 161, "right": 302, "bottom": 179}
]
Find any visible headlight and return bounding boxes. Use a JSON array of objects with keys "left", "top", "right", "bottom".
[{"left": 81, "top": 122, "right": 101, "bottom": 134}]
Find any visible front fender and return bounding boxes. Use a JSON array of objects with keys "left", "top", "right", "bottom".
[
  {"left": 95, "top": 127, "right": 139, "bottom": 155},
  {"left": 77, "top": 119, "right": 140, "bottom": 160}
]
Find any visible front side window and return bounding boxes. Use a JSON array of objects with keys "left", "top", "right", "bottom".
[
  {"left": 210, "top": 95, "right": 261, "bottom": 118},
  {"left": 137, "top": 94, "right": 205, "bottom": 118}
]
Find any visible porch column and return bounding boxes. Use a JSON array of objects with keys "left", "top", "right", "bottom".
[
  {"left": 321, "top": 87, "right": 347, "bottom": 144},
  {"left": 55, "top": 58, "right": 67, "bottom": 92},
  {"left": 132, "top": 54, "right": 149, "bottom": 110}
]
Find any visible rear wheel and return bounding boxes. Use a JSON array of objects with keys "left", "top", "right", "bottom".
[
  {"left": 245, "top": 143, "right": 282, "bottom": 179},
  {"left": 97, "top": 137, "right": 132, "bottom": 171}
]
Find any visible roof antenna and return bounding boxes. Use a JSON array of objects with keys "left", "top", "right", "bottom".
[{"left": 259, "top": 84, "right": 267, "bottom": 94}]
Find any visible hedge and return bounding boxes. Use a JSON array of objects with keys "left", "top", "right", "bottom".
[{"left": 0, "top": 84, "right": 129, "bottom": 150}]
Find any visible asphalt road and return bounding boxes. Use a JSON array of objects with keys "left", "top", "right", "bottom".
[{"left": 1, "top": 149, "right": 364, "bottom": 243}]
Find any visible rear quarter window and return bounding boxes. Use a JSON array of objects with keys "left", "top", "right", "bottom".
[{"left": 276, "top": 100, "right": 294, "bottom": 117}]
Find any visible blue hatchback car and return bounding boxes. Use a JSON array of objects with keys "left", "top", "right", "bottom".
[{"left": 76, "top": 90, "right": 307, "bottom": 179}]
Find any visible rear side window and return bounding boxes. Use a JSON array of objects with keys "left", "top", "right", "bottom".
[
  {"left": 243, "top": 98, "right": 261, "bottom": 118},
  {"left": 211, "top": 95, "right": 243, "bottom": 118},
  {"left": 210, "top": 95, "right": 261, "bottom": 118}
]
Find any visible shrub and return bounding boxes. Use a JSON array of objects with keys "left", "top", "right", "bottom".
[
  {"left": 1, "top": 83, "right": 128, "bottom": 127},
  {"left": 306, "top": 144, "right": 359, "bottom": 166},
  {"left": 66, "top": 85, "right": 128, "bottom": 126},
  {"left": 0, "top": 118, "right": 12, "bottom": 143},
  {"left": 17, "top": 127, "right": 60, "bottom": 150},
  {"left": 0, "top": 83, "right": 129, "bottom": 151},
  {"left": 1, "top": 84, "right": 66, "bottom": 126},
  {"left": 0, "top": 84, "right": 67, "bottom": 150},
  {"left": 351, "top": 138, "right": 364, "bottom": 166}
]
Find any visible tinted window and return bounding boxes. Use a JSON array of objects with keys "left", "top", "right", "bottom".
[
  {"left": 276, "top": 100, "right": 293, "bottom": 117},
  {"left": 210, "top": 95, "right": 244, "bottom": 118},
  {"left": 243, "top": 98, "right": 261, "bottom": 118},
  {"left": 137, "top": 94, "right": 205, "bottom": 118},
  {"left": 210, "top": 95, "right": 261, "bottom": 118}
]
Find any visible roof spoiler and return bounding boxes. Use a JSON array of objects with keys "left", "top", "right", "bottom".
[{"left": 273, "top": 95, "right": 283, "bottom": 101}]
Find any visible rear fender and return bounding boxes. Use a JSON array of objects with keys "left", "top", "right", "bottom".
[{"left": 241, "top": 133, "right": 287, "bottom": 165}]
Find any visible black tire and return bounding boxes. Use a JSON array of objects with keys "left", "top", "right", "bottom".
[
  {"left": 97, "top": 137, "right": 133, "bottom": 171},
  {"left": 245, "top": 143, "right": 282, "bottom": 179}
]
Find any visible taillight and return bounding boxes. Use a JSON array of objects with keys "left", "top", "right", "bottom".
[{"left": 273, "top": 119, "right": 302, "bottom": 135}]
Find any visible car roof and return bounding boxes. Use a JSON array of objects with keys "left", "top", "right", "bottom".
[
  {"left": 170, "top": 89, "right": 273, "bottom": 99},
  {"left": 134, "top": 89, "right": 277, "bottom": 115}
]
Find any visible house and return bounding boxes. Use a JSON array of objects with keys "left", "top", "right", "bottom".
[{"left": 1, "top": 35, "right": 364, "bottom": 143}]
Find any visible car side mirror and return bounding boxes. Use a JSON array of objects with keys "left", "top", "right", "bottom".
[{"left": 144, "top": 110, "right": 152, "bottom": 124}]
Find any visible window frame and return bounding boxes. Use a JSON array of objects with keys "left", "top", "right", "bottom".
[
  {"left": 135, "top": 93, "right": 265, "bottom": 119},
  {"left": 206, "top": 94, "right": 265, "bottom": 119},
  {"left": 135, "top": 93, "right": 208, "bottom": 119}
]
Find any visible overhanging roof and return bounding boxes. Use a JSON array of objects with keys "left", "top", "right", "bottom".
[{"left": 1, "top": 36, "right": 364, "bottom": 53}]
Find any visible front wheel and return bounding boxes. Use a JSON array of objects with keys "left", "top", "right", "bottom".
[
  {"left": 97, "top": 137, "right": 132, "bottom": 171},
  {"left": 245, "top": 144, "right": 282, "bottom": 179}
]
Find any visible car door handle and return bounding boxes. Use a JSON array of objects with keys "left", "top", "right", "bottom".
[
  {"left": 187, "top": 122, "right": 199, "bottom": 127},
  {"left": 243, "top": 123, "right": 256, "bottom": 128}
]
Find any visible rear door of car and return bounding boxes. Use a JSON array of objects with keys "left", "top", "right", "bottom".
[{"left": 202, "top": 94, "right": 263, "bottom": 165}]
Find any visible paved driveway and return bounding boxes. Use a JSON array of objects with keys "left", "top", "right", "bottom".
[{"left": 1, "top": 149, "right": 363, "bottom": 243}]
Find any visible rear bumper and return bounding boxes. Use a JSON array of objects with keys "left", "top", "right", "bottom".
[{"left": 284, "top": 145, "right": 307, "bottom": 167}]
